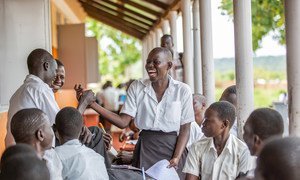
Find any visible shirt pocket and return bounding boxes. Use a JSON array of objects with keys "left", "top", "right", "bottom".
[{"left": 164, "top": 101, "right": 182, "bottom": 123}]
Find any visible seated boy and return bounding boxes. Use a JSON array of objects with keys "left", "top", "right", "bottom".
[
  {"left": 10, "top": 108, "right": 63, "bottom": 180},
  {"left": 54, "top": 107, "right": 109, "bottom": 180},
  {"left": 242, "top": 108, "right": 284, "bottom": 178},
  {"left": 0, "top": 144, "right": 50, "bottom": 180},
  {"left": 255, "top": 137, "right": 300, "bottom": 180},
  {"left": 183, "top": 101, "right": 253, "bottom": 180}
]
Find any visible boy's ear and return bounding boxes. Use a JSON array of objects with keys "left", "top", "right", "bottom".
[
  {"left": 253, "top": 134, "right": 261, "bottom": 145},
  {"left": 223, "top": 119, "right": 230, "bottom": 128},
  {"left": 43, "top": 61, "right": 49, "bottom": 71},
  {"left": 167, "top": 61, "right": 173, "bottom": 70},
  {"left": 36, "top": 129, "right": 45, "bottom": 142}
]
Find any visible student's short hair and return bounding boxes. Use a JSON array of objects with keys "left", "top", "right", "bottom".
[
  {"left": 0, "top": 153, "right": 50, "bottom": 180},
  {"left": 0, "top": 144, "right": 36, "bottom": 169},
  {"left": 55, "top": 107, "right": 83, "bottom": 139},
  {"left": 223, "top": 85, "right": 236, "bottom": 95},
  {"left": 161, "top": 34, "right": 173, "bottom": 41},
  {"left": 149, "top": 47, "right": 172, "bottom": 62},
  {"left": 11, "top": 108, "right": 48, "bottom": 144},
  {"left": 208, "top": 101, "right": 236, "bottom": 127},
  {"left": 55, "top": 59, "right": 64, "bottom": 67},
  {"left": 27, "top": 48, "right": 53, "bottom": 74},
  {"left": 257, "top": 137, "right": 300, "bottom": 180},
  {"left": 247, "top": 108, "right": 284, "bottom": 140}
]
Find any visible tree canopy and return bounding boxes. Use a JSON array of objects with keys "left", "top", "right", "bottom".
[
  {"left": 220, "top": 0, "right": 285, "bottom": 51},
  {"left": 86, "top": 18, "right": 141, "bottom": 84}
]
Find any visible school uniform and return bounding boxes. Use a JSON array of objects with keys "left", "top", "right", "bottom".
[
  {"left": 120, "top": 75, "right": 195, "bottom": 179},
  {"left": 183, "top": 134, "right": 254, "bottom": 180}
]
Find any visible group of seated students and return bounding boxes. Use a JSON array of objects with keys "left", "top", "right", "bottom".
[{"left": 1, "top": 47, "right": 300, "bottom": 180}]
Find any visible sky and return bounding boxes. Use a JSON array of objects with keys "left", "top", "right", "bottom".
[{"left": 176, "top": 0, "right": 286, "bottom": 59}]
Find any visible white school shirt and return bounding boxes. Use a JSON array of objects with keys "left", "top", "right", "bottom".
[
  {"left": 8, "top": 74, "right": 60, "bottom": 126},
  {"left": 55, "top": 139, "right": 109, "bottom": 180},
  {"left": 120, "top": 76, "right": 195, "bottom": 133},
  {"left": 43, "top": 149, "right": 63, "bottom": 180},
  {"left": 183, "top": 134, "right": 253, "bottom": 180},
  {"left": 186, "top": 122, "right": 203, "bottom": 150}
]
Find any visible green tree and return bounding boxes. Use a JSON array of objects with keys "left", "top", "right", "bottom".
[
  {"left": 220, "top": 0, "right": 285, "bottom": 51},
  {"left": 86, "top": 18, "right": 141, "bottom": 84}
]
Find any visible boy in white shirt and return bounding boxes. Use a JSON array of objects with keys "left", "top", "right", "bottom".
[
  {"left": 183, "top": 101, "right": 253, "bottom": 180},
  {"left": 55, "top": 107, "right": 109, "bottom": 180}
]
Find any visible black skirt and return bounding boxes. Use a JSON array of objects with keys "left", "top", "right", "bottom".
[{"left": 132, "top": 130, "right": 187, "bottom": 180}]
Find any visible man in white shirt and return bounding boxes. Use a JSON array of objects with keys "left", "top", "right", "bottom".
[
  {"left": 10, "top": 108, "right": 63, "bottom": 180},
  {"left": 183, "top": 101, "right": 253, "bottom": 180},
  {"left": 55, "top": 107, "right": 109, "bottom": 180},
  {"left": 186, "top": 94, "right": 206, "bottom": 150},
  {"left": 6, "top": 49, "right": 93, "bottom": 147},
  {"left": 242, "top": 108, "right": 284, "bottom": 178}
]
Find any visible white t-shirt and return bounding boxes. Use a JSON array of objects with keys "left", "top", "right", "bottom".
[
  {"left": 120, "top": 76, "right": 195, "bottom": 133},
  {"left": 8, "top": 74, "right": 60, "bottom": 126},
  {"left": 55, "top": 139, "right": 109, "bottom": 180},
  {"left": 43, "top": 149, "right": 63, "bottom": 180},
  {"left": 183, "top": 134, "right": 253, "bottom": 180},
  {"left": 186, "top": 122, "right": 203, "bottom": 150}
]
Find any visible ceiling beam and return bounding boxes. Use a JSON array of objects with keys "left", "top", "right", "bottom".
[
  {"left": 148, "top": 0, "right": 181, "bottom": 33},
  {"left": 86, "top": 11, "right": 144, "bottom": 39},
  {"left": 88, "top": 0, "right": 151, "bottom": 28},
  {"left": 143, "top": 0, "right": 168, "bottom": 9},
  {"left": 121, "top": 0, "right": 162, "bottom": 17},
  {"left": 94, "top": 0, "right": 156, "bottom": 24},
  {"left": 80, "top": 1, "right": 149, "bottom": 33}
]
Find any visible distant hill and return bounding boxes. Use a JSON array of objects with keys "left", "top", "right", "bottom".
[{"left": 214, "top": 55, "right": 286, "bottom": 72}]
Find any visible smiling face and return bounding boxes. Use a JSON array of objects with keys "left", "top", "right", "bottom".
[
  {"left": 145, "top": 48, "right": 172, "bottom": 82},
  {"left": 52, "top": 65, "right": 65, "bottom": 92},
  {"left": 201, "top": 108, "right": 226, "bottom": 137}
]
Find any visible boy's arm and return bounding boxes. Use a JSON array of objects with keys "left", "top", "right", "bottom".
[
  {"left": 186, "top": 173, "right": 201, "bottom": 180},
  {"left": 169, "top": 122, "right": 191, "bottom": 167}
]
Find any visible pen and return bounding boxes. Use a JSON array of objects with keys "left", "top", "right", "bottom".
[
  {"left": 99, "top": 122, "right": 106, "bottom": 133},
  {"left": 142, "top": 167, "right": 146, "bottom": 180}
]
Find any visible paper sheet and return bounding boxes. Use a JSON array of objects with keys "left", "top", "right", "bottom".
[{"left": 145, "top": 159, "right": 180, "bottom": 180}]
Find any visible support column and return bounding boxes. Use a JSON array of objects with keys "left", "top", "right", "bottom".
[
  {"left": 162, "top": 19, "right": 170, "bottom": 35},
  {"left": 233, "top": 0, "right": 254, "bottom": 139},
  {"left": 147, "top": 34, "right": 152, "bottom": 53},
  {"left": 142, "top": 38, "right": 148, "bottom": 78},
  {"left": 169, "top": 11, "right": 178, "bottom": 55},
  {"left": 182, "top": 0, "right": 194, "bottom": 91},
  {"left": 155, "top": 28, "right": 162, "bottom": 47},
  {"left": 200, "top": 0, "right": 214, "bottom": 105},
  {"left": 285, "top": 0, "right": 300, "bottom": 136},
  {"left": 193, "top": 0, "right": 202, "bottom": 94},
  {"left": 151, "top": 31, "right": 156, "bottom": 49}
]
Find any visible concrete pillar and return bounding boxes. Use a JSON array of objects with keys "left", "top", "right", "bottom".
[
  {"left": 151, "top": 31, "right": 156, "bottom": 49},
  {"left": 155, "top": 28, "right": 162, "bottom": 47},
  {"left": 200, "top": 0, "right": 214, "bottom": 105},
  {"left": 142, "top": 38, "right": 148, "bottom": 78},
  {"left": 147, "top": 34, "right": 152, "bottom": 54},
  {"left": 193, "top": 0, "right": 202, "bottom": 94},
  {"left": 285, "top": 0, "right": 300, "bottom": 136},
  {"left": 162, "top": 19, "right": 170, "bottom": 35},
  {"left": 0, "top": 0, "right": 51, "bottom": 110},
  {"left": 233, "top": 0, "right": 254, "bottom": 139},
  {"left": 169, "top": 11, "right": 178, "bottom": 54},
  {"left": 181, "top": 0, "right": 194, "bottom": 91}
]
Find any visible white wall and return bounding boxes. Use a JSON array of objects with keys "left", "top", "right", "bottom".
[{"left": 0, "top": 0, "right": 51, "bottom": 112}]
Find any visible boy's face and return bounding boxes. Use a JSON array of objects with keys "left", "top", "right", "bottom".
[
  {"left": 52, "top": 65, "right": 65, "bottom": 92},
  {"left": 145, "top": 51, "right": 171, "bottom": 82},
  {"left": 161, "top": 37, "right": 173, "bottom": 50},
  {"left": 202, "top": 108, "right": 226, "bottom": 137}
]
